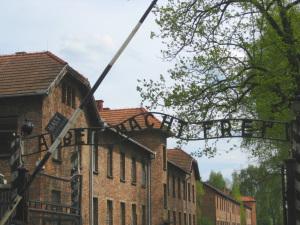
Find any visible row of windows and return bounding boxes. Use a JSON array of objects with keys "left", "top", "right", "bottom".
[
  {"left": 216, "top": 196, "right": 240, "bottom": 214},
  {"left": 168, "top": 210, "right": 196, "bottom": 225},
  {"left": 93, "top": 145, "right": 147, "bottom": 187},
  {"left": 217, "top": 221, "right": 240, "bottom": 225},
  {"left": 52, "top": 144, "right": 147, "bottom": 188},
  {"left": 93, "top": 198, "right": 146, "bottom": 225},
  {"left": 167, "top": 176, "right": 195, "bottom": 203}
]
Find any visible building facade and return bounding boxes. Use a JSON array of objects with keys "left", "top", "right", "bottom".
[
  {"left": 201, "top": 182, "right": 256, "bottom": 225},
  {"left": 0, "top": 51, "right": 102, "bottom": 224},
  {"left": 99, "top": 106, "right": 201, "bottom": 225},
  {"left": 166, "top": 149, "right": 200, "bottom": 225},
  {"left": 0, "top": 51, "right": 200, "bottom": 225},
  {"left": 241, "top": 197, "right": 256, "bottom": 225}
]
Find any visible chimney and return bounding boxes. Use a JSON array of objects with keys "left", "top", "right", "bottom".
[
  {"left": 96, "top": 100, "right": 104, "bottom": 111},
  {"left": 15, "top": 51, "right": 27, "bottom": 55}
]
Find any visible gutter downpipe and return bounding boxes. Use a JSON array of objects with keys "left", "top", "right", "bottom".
[
  {"left": 147, "top": 154, "right": 155, "bottom": 225},
  {"left": 89, "top": 132, "right": 95, "bottom": 225}
]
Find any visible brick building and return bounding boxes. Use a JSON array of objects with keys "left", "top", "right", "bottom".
[
  {"left": 0, "top": 51, "right": 101, "bottom": 224},
  {"left": 166, "top": 148, "right": 200, "bottom": 225},
  {"left": 201, "top": 182, "right": 256, "bottom": 225},
  {"left": 100, "top": 106, "right": 201, "bottom": 225},
  {"left": 0, "top": 51, "right": 200, "bottom": 225},
  {"left": 241, "top": 197, "right": 256, "bottom": 225}
]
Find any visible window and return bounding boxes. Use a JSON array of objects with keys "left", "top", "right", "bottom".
[
  {"left": 77, "top": 145, "right": 82, "bottom": 169},
  {"left": 132, "top": 204, "right": 137, "bottom": 225},
  {"left": 50, "top": 190, "right": 62, "bottom": 216},
  {"left": 172, "top": 175, "right": 176, "bottom": 197},
  {"left": 62, "top": 82, "right": 76, "bottom": 108},
  {"left": 189, "top": 214, "right": 192, "bottom": 225},
  {"left": 163, "top": 145, "right": 167, "bottom": 170},
  {"left": 163, "top": 184, "right": 168, "bottom": 209},
  {"left": 107, "top": 146, "right": 113, "bottom": 178},
  {"left": 193, "top": 215, "right": 196, "bottom": 225},
  {"left": 131, "top": 157, "right": 136, "bottom": 185},
  {"left": 0, "top": 116, "right": 17, "bottom": 157},
  {"left": 47, "top": 191, "right": 62, "bottom": 225},
  {"left": 120, "top": 202, "right": 126, "bottom": 225},
  {"left": 188, "top": 183, "right": 191, "bottom": 201},
  {"left": 120, "top": 152, "right": 126, "bottom": 182},
  {"left": 184, "top": 213, "right": 187, "bottom": 225},
  {"left": 51, "top": 190, "right": 61, "bottom": 204},
  {"left": 183, "top": 180, "right": 186, "bottom": 200},
  {"left": 168, "top": 210, "right": 170, "bottom": 222},
  {"left": 107, "top": 200, "right": 113, "bottom": 225},
  {"left": 179, "top": 212, "right": 182, "bottom": 225},
  {"left": 173, "top": 211, "right": 177, "bottom": 225},
  {"left": 192, "top": 185, "right": 195, "bottom": 203},
  {"left": 142, "top": 161, "right": 147, "bottom": 187},
  {"left": 178, "top": 178, "right": 181, "bottom": 199},
  {"left": 142, "top": 205, "right": 146, "bottom": 225},
  {"left": 93, "top": 198, "right": 98, "bottom": 225},
  {"left": 93, "top": 145, "right": 98, "bottom": 173}
]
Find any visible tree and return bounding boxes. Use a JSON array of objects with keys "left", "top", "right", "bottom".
[
  {"left": 236, "top": 165, "right": 283, "bottom": 225},
  {"left": 196, "top": 181, "right": 215, "bottom": 225},
  {"left": 231, "top": 171, "right": 242, "bottom": 200},
  {"left": 196, "top": 181, "right": 204, "bottom": 225},
  {"left": 207, "top": 171, "right": 226, "bottom": 190},
  {"left": 137, "top": 0, "right": 300, "bottom": 155}
]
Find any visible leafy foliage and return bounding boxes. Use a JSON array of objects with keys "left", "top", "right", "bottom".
[
  {"left": 207, "top": 171, "right": 226, "bottom": 189},
  {"left": 195, "top": 181, "right": 205, "bottom": 225},
  {"left": 137, "top": 0, "right": 300, "bottom": 156},
  {"left": 236, "top": 165, "right": 283, "bottom": 225}
]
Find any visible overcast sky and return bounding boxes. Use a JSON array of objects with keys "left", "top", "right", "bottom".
[{"left": 0, "top": 0, "right": 253, "bottom": 180}]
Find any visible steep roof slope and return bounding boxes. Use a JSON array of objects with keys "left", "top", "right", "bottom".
[
  {"left": 168, "top": 148, "right": 200, "bottom": 180},
  {"left": 0, "top": 51, "right": 69, "bottom": 97},
  {"left": 241, "top": 196, "right": 256, "bottom": 202},
  {"left": 0, "top": 51, "right": 100, "bottom": 124},
  {"left": 100, "top": 107, "right": 161, "bottom": 129}
]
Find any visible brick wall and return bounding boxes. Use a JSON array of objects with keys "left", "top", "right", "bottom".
[
  {"left": 243, "top": 201, "right": 256, "bottom": 225},
  {"left": 0, "top": 95, "right": 43, "bottom": 199},
  {"left": 202, "top": 184, "right": 243, "bottom": 225},
  {"left": 79, "top": 129, "right": 153, "bottom": 225},
  {"left": 0, "top": 73, "right": 95, "bottom": 217},
  {"left": 202, "top": 185, "right": 217, "bottom": 224},
  {"left": 167, "top": 163, "right": 197, "bottom": 225},
  {"left": 128, "top": 130, "right": 168, "bottom": 225}
]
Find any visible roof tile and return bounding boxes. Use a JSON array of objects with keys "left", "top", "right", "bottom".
[
  {"left": 0, "top": 51, "right": 66, "bottom": 97},
  {"left": 167, "top": 148, "right": 194, "bottom": 173},
  {"left": 100, "top": 107, "right": 162, "bottom": 129}
]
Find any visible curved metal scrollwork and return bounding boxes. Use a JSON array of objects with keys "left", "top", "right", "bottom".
[{"left": 24, "top": 112, "right": 290, "bottom": 153}]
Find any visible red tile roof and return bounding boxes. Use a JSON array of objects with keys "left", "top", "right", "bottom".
[
  {"left": 241, "top": 196, "right": 256, "bottom": 202},
  {"left": 0, "top": 51, "right": 64, "bottom": 97},
  {"left": 0, "top": 51, "right": 89, "bottom": 97},
  {"left": 100, "top": 107, "right": 162, "bottom": 129},
  {"left": 168, "top": 148, "right": 200, "bottom": 180},
  {"left": 168, "top": 148, "right": 193, "bottom": 172},
  {"left": 0, "top": 51, "right": 100, "bottom": 125},
  {"left": 203, "top": 182, "right": 242, "bottom": 206}
]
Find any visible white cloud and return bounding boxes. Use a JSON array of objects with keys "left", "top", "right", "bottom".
[{"left": 59, "top": 34, "right": 116, "bottom": 63}]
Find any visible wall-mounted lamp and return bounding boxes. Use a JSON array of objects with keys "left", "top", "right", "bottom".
[{"left": 21, "top": 119, "right": 34, "bottom": 136}]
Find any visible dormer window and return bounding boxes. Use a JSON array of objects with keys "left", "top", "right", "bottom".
[{"left": 62, "top": 82, "right": 76, "bottom": 108}]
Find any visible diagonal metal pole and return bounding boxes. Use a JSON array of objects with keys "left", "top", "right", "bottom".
[{"left": 0, "top": 1, "right": 157, "bottom": 224}]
